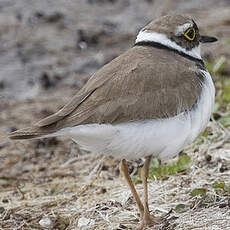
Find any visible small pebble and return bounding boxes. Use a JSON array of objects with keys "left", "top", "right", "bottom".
[
  {"left": 100, "top": 188, "right": 107, "bottom": 194},
  {"left": 205, "top": 154, "right": 212, "bottom": 162},
  {"left": 78, "top": 217, "right": 90, "bottom": 227},
  {"left": 118, "top": 223, "right": 128, "bottom": 229},
  {"left": 39, "top": 217, "right": 53, "bottom": 229},
  {"left": 2, "top": 199, "right": 9, "bottom": 203}
]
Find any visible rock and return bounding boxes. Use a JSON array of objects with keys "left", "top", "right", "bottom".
[{"left": 45, "top": 12, "right": 64, "bottom": 23}]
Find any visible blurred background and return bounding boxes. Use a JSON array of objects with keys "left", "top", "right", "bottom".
[
  {"left": 0, "top": 0, "right": 229, "bottom": 128},
  {"left": 0, "top": 1, "right": 230, "bottom": 229}
]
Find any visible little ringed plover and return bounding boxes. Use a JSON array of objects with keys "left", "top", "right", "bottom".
[{"left": 9, "top": 14, "right": 217, "bottom": 229}]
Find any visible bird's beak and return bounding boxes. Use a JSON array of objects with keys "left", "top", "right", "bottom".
[{"left": 200, "top": 35, "right": 218, "bottom": 43}]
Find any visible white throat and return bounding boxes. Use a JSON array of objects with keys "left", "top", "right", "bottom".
[{"left": 135, "top": 30, "right": 201, "bottom": 60}]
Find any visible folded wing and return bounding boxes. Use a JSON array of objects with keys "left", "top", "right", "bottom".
[{"left": 9, "top": 46, "right": 204, "bottom": 140}]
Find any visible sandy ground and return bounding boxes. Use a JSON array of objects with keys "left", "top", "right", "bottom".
[{"left": 0, "top": 1, "right": 230, "bottom": 229}]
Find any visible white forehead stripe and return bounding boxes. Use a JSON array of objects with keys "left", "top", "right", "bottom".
[
  {"left": 135, "top": 30, "right": 201, "bottom": 60},
  {"left": 175, "top": 23, "right": 193, "bottom": 35}
]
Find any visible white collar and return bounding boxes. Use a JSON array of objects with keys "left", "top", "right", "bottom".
[{"left": 135, "top": 30, "right": 201, "bottom": 60}]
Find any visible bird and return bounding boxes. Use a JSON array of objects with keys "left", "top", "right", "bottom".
[{"left": 9, "top": 14, "right": 217, "bottom": 229}]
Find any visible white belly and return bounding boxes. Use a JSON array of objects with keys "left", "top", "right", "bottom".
[{"left": 55, "top": 70, "right": 215, "bottom": 161}]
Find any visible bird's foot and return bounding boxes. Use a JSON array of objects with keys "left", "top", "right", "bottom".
[
  {"left": 138, "top": 212, "right": 171, "bottom": 230},
  {"left": 138, "top": 214, "right": 159, "bottom": 230}
]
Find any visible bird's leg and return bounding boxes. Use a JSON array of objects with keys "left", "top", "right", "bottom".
[
  {"left": 120, "top": 159, "right": 144, "bottom": 217},
  {"left": 139, "top": 156, "right": 158, "bottom": 230}
]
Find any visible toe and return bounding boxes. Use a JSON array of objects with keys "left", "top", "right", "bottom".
[{"left": 139, "top": 215, "right": 166, "bottom": 230}]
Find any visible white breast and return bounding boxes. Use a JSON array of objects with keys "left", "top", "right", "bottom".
[
  {"left": 54, "top": 70, "right": 215, "bottom": 161},
  {"left": 185, "top": 70, "right": 215, "bottom": 143}
]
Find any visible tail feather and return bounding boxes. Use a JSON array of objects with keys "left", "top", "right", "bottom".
[{"left": 8, "top": 126, "right": 56, "bottom": 140}]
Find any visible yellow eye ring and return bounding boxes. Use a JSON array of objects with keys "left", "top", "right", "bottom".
[{"left": 184, "top": 28, "right": 196, "bottom": 41}]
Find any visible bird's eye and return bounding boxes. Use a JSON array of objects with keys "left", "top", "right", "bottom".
[{"left": 184, "top": 28, "right": 196, "bottom": 41}]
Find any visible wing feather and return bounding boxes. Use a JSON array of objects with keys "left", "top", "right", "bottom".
[{"left": 9, "top": 46, "right": 204, "bottom": 140}]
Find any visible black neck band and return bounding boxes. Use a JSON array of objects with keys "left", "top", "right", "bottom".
[{"left": 134, "top": 41, "right": 204, "bottom": 66}]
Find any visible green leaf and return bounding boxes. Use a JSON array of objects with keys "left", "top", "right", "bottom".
[
  {"left": 190, "top": 188, "right": 207, "bottom": 197},
  {"left": 133, "top": 178, "right": 142, "bottom": 185},
  {"left": 175, "top": 204, "right": 186, "bottom": 213},
  {"left": 177, "top": 154, "right": 192, "bottom": 172},
  {"left": 213, "top": 182, "right": 225, "bottom": 189},
  {"left": 149, "top": 155, "right": 191, "bottom": 180},
  {"left": 219, "top": 115, "right": 230, "bottom": 127},
  {"left": 213, "top": 181, "right": 230, "bottom": 194},
  {"left": 223, "top": 91, "right": 230, "bottom": 103},
  {"left": 200, "top": 130, "right": 208, "bottom": 137}
]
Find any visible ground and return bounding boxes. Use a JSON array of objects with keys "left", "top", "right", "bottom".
[{"left": 0, "top": 0, "right": 230, "bottom": 229}]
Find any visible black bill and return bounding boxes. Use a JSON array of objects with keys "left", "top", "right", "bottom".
[{"left": 200, "top": 35, "right": 218, "bottom": 43}]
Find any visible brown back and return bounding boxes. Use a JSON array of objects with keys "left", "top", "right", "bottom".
[
  {"left": 41, "top": 45, "right": 204, "bottom": 128},
  {"left": 9, "top": 45, "right": 205, "bottom": 139}
]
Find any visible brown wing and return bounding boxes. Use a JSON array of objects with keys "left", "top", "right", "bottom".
[
  {"left": 9, "top": 45, "right": 204, "bottom": 139},
  {"left": 54, "top": 46, "right": 204, "bottom": 128}
]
